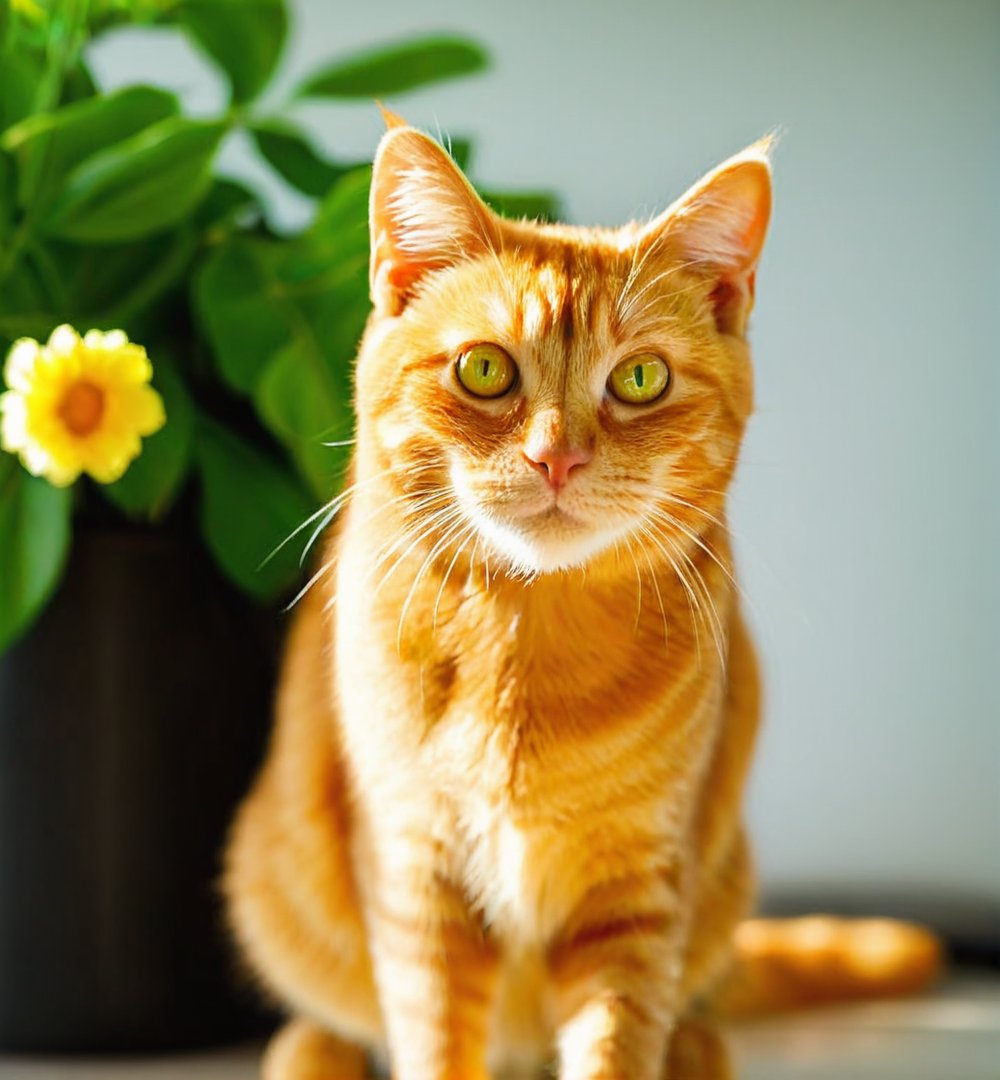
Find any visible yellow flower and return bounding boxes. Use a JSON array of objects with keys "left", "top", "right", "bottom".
[{"left": 0, "top": 325, "right": 166, "bottom": 487}]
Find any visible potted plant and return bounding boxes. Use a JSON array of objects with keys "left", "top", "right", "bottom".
[{"left": 0, "top": 0, "right": 557, "bottom": 1052}]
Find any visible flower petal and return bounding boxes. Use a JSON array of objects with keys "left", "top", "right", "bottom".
[
  {"left": 0, "top": 392, "right": 29, "bottom": 451},
  {"left": 20, "top": 442, "right": 79, "bottom": 486},
  {"left": 129, "top": 384, "right": 167, "bottom": 436},
  {"left": 112, "top": 344, "right": 153, "bottom": 384},
  {"left": 44, "top": 460, "right": 83, "bottom": 486},
  {"left": 48, "top": 324, "right": 81, "bottom": 357},
  {"left": 4, "top": 339, "right": 43, "bottom": 393},
  {"left": 83, "top": 431, "right": 141, "bottom": 484},
  {"left": 83, "top": 328, "right": 129, "bottom": 352},
  {"left": 86, "top": 457, "right": 131, "bottom": 484}
]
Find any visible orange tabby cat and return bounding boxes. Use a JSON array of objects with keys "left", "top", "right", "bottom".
[{"left": 223, "top": 117, "right": 939, "bottom": 1079}]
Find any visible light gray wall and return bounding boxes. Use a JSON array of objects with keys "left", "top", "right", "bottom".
[{"left": 91, "top": 1, "right": 1000, "bottom": 899}]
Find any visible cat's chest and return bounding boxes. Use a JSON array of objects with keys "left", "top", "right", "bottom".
[
  {"left": 410, "top": 616, "right": 573, "bottom": 936},
  {"left": 418, "top": 621, "right": 685, "bottom": 941},
  {"left": 425, "top": 709, "right": 578, "bottom": 940},
  {"left": 346, "top": 555, "right": 718, "bottom": 939}
]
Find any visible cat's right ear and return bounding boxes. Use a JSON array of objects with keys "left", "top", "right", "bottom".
[
  {"left": 369, "top": 122, "right": 500, "bottom": 316},
  {"left": 640, "top": 137, "right": 773, "bottom": 338}
]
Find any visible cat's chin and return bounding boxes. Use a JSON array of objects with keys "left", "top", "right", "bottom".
[
  {"left": 449, "top": 464, "right": 633, "bottom": 576},
  {"left": 465, "top": 504, "right": 628, "bottom": 577}
]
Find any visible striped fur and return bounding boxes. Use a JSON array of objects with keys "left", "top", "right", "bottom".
[{"left": 223, "top": 125, "right": 934, "bottom": 1080}]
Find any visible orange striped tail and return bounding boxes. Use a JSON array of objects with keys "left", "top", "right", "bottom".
[{"left": 716, "top": 915, "right": 944, "bottom": 1018}]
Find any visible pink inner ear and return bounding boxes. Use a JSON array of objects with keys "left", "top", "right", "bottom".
[
  {"left": 373, "top": 225, "right": 448, "bottom": 314},
  {"left": 368, "top": 126, "right": 499, "bottom": 315},
  {"left": 691, "top": 175, "right": 768, "bottom": 336},
  {"left": 654, "top": 150, "right": 771, "bottom": 337},
  {"left": 709, "top": 273, "right": 754, "bottom": 337}
]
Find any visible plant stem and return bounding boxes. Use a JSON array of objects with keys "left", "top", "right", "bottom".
[
  {"left": 0, "top": 218, "right": 32, "bottom": 285},
  {"left": 36, "top": 0, "right": 90, "bottom": 115},
  {"left": 0, "top": 0, "right": 90, "bottom": 291}
]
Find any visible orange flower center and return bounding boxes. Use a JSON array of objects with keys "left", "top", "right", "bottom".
[{"left": 58, "top": 380, "right": 105, "bottom": 436}]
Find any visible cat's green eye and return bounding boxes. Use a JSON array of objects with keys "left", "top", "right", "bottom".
[
  {"left": 455, "top": 343, "right": 517, "bottom": 399},
  {"left": 608, "top": 353, "right": 671, "bottom": 405}
]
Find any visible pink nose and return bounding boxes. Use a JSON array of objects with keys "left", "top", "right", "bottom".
[{"left": 523, "top": 445, "right": 592, "bottom": 490}]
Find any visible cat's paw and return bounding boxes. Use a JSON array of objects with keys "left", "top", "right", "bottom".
[
  {"left": 663, "top": 1018, "right": 732, "bottom": 1080},
  {"left": 262, "top": 1017, "right": 368, "bottom": 1080}
]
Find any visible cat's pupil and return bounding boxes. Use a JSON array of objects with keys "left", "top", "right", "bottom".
[
  {"left": 634, "top": 364, "right": 644, "bottom": 388},
  {"left": 481, "top": 360, "right": 491, "bottom": 378}
]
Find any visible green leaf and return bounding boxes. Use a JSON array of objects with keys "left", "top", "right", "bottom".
[
  {"left": 279, "top": 165, "right": 371, "bottom": 283},
  {"left": 3, "top": 84, "right": 178, "bottom": 208},
  {"left": 196, "top": 415, "right": 313, "bottom": 600},
  {"left": 0, "top": 150, "right": 15, "bottom": 238},
  {"left": 447, "top": 136, "right": 472, "bottom": 171},
  {"left": 98, "top": 227, "right": 199, "bottom": 325},
  {"left": 0, "top": 455, "right": 72, "bottom": 654},
  {"left": 59, "top": 61, "right": 98, "bottom": 105},
  {"left": 0, "top": 314, "right": 55, "bottom": 347},
  {"left": 173, "top": 0, "right": 288, "bottom": 103},
  {"left": 87, "top": 0, "right": 168, "bottom": 35},
  {"left": 296, "top": 35, "right": 488, "bottom": 99},
  {"left": 43, "top": 117, "right": 226, "bottom": 244},
  {"left": 0, "top": 50, "right": 43, "bottom": 133},
  {"left": 4, "top": 0, "right": 49, "bottom": 52},
  {"left": 480, "top": 189, "right": 561, "bottom": 222},
  {"left": 311, "top": 166, "right": 372, "bottom": 244},
  {"left": 255, "top": 330, "right": 357, "bottom": 499},
  {"left": 25, "top": 228, "right": 193, "bottom": 329},
  {"left": 195, "top": 176, "right": 259, "bottom": 234},
  {"left": 249, "top": 119, "right": 347, "bottom": 198},
  {"left": 0, "top": 253, "right": 51, "bottom": 338},
  {"left": 248, "top": 170, "right": 370, "bottom": 497},
  {"left": 194, "top": 238, "right": 294, "bottom": 394},
  {"left": 102, "top": 361, "right": 194, "bottom": 520}
]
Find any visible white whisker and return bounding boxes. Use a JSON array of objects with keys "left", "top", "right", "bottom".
[
  {"left": 635, "top": 537, "right": 669, "bottom": 650},
  {"left": 374, "top": 505, "right": 465, "bottom": 598},
  {"left": 433, "top": 523, "right": 476, "bottom": 633},
  {"left": 644, "top": 517, "right": 727, "bottom": 671},
  {"left": 396, "top": 514, "right": 471, "bottom": 653},
  {"left": 636, "top": 520, "right": 703, "bottom": 668}
]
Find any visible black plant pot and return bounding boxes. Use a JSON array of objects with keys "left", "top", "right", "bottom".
[{"left": 0, "top": 527, "right": 279, "bottom": 1052}]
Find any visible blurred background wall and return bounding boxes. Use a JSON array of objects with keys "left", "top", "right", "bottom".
[{"left": 90, "top": 1, "right": 999, "bottom": 906}]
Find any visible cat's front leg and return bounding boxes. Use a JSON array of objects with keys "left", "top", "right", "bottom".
[
  {"left": 547, "top": 872, "right": 685, "bottom": 1080},
  {"left": 366, "top": 851, "right": 498, "bottom": 1080}
]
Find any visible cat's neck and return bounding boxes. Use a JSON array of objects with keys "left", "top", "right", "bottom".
[
  {"left": 472, "top": 525, "right": 734, "bottom": 644},
  {"left": 344, "top": 468, "right": 736, "bottom": 668}
]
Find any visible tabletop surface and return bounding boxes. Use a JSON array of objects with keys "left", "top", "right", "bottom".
[{"left": 1, "top": 975, "right": 997, "bottom": 1079}]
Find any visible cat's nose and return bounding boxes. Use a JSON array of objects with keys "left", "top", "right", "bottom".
[{"left": 523, "top": 445, "right": 592, "bottom": 490}]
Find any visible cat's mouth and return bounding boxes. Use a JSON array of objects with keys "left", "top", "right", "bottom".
[
  {"left": 524, "top": 504, "right": 579, "bottom": 525},
  {"left": 450, "top": 463, "right": 625, "bottom": 573}
]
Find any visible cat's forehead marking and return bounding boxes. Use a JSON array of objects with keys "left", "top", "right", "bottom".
[
  {"left": 533, "top": 263, "right": 565, "bottom": 316},
  {"left": 485, "top": 293, "right": 511, "bottom": 332},
  {"left": 518, "top": 250, "right": 591, "bottom": 345},
  {"left": 521, "top": 290, "right": 549, "bottom": 341},
  {"left": 430, "top": 242, "right": 626, "bottom": 366}
]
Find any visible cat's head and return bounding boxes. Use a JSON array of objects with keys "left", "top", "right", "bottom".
[{"left": 354, "top": 115, "right": 772, "bottom": 577}]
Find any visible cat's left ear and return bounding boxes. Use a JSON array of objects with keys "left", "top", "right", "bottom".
[
  {"left": 369, "top": 116, "right": 500, "bottom": 316},
  {"left": 643, "top": 137, "right": 773, "bottom": 337}
]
